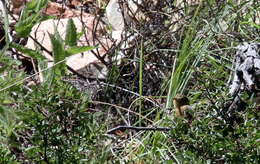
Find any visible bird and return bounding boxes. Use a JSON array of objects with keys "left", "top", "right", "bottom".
[{"left": 173, "top": 94, "right": 193, "bottom": 119}]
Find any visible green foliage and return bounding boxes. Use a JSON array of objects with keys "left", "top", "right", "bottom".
[
  {"left": 165, "top": 5, "right": 204, "bottom": 108},
  {"left": 65, "top": 19, "right": 77, "bottom": 47},
  {"left": 0, "top": 80, "right": 111, "bottom": 162},
  {"left": 138, "top": 39, "right": 144, "bottom": 125},
  {"left": 49, "top": 31, "right": 67, "bottom": 79},
  {"left": 15, "top": 82, "right": 109, "bottom": 163},
  {"left": 0, "top": 2, "right": 102, "bottom": 163},
  {"left": 0, "top": 49, "right": 110, "bottom": 163},
  {"left": 49, "top": 20, "right": 97, "bottom": 81},
  {"left": 121, "top": 1, "right": 260, "bottom": 163},
  {"left": 1, "top": 0, "right": 259, "bottom": 163},
  {"left": 15, "top": 0, "right": 52, "bottom": 37},
  {"left": 10, "top": 43, "right": 45, "bottom": 61},
  {"left": 66, "top": 45, "right": 97, "bottom": 56},
  {"left": 64, "top": 19, "right": 97, "bottom": 57},
  {"left": 170, "top": 110, "right": 260, "bottom": 163},
  {"left": 0, "top": 55, "right": 24, "bottom": 163},
  {"left": 14, "top": 15, "right": 96, "bottom": 82}
]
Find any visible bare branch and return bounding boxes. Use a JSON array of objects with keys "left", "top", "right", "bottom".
[{"left": 107, "top": 125, "right": 171, "bottom": 134}]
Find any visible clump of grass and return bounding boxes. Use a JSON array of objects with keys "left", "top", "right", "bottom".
[{"left": 108, "top": 0, "right": 259, "bottom": 163}]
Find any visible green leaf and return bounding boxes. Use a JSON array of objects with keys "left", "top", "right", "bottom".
[
  {"left": 66, "top": 46, "right": 97, "bottom": 56},
  {"left": 15, "top": 0, "right": 50, "bottom": 37},
  {"left": 10, "top": 43, "right": 45, "bottom": 60},
  {"left": 15, "top": 13, "right": 40, "bottom": 37},
  {"left": 77, "top": 29, "right": 85, "bottom": 40},
  {"left": 26, "top": 0, "right": 49, "bottom": 12},
  {"left": 49, "top": 32, "right": 66, "bottom": 77},
  {"left": 65, "top": 19, "right": 77, "bottom": 47},
  {"left": 240, "top": 21, "right": 260, "bottom": 29}
]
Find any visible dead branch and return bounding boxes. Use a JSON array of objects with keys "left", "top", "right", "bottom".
[{"left": 107, "top": 125, "right": 171, "bottom": 134}]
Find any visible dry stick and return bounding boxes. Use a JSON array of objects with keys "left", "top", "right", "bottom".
[
  {"left": 79, "top": 10, "right": 108, "bottom": 67},
  {"left": 69, "top": 60, "right": 161, "bottom": 123},
  {"left": 99, "top": 81, "right": 162, "bottom": 108},
  {"left": 107, "top": 125, "right": 171, "bottom": 134},
  {"left": 90, "top": 101, "right": 171, "bottom": 134},
  {"left": 99, "top": 75, "right": 163, "bottom": 130},
  {"left": 90, "top": 100, "right": 154, "bottom": 124},
  {"left": 115, "top": 106, "right": 130, "bottom": 126}
]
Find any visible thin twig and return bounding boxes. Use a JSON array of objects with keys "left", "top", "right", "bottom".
[
  {"left": 90, "top": 100, "right": 154, "bottom": 124},
  {"left": 107, "top": 125, "right": 171, "bottom": 134},
  {"left": 99, "top": 81, "right": 162, "bottom": 108}
]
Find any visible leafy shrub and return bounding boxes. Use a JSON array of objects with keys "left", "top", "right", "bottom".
[{"left": 1, "top": 81, "right": 112, "bottom": 163}]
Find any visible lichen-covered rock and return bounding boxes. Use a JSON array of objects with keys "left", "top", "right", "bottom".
[{"left": 229, "top": 42, "right": 260, "bottom": 95}]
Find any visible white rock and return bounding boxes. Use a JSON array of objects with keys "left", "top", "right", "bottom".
[
  {"left": 106, "top": 0, "right": 125, "bottom": 31},
  {"left": 26, "top": 16, "right": 111, "bottom": 79}
]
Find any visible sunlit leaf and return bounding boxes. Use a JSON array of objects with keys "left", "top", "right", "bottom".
[
  {"left": 65, "top": 19, "right": 77, "bottom": 47},
  {"left": 66, "top": 46, "right": 97, "bottom": 56},
  {"left": 10, "top": 43, "right": 45, "bottom": 60}
]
